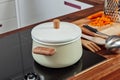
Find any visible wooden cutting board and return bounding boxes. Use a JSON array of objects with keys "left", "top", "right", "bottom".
[{"left": 72, "top": 18, "right": 120, "bottom": 36}]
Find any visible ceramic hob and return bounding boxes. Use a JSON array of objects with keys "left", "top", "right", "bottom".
[{"left": 0, "top": 29, "right": 106, "bottom": 80}]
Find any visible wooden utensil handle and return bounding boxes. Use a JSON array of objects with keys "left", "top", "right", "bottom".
[
  {"left": 53, "top": 19, "right": 60, "bottom": 29},
  {"left": 81, "top": 26, "right": 107, "bottom": 39}
]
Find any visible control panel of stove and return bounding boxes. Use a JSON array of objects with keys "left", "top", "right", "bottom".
[{"left": 24, "top": 72, "right": 41, "bottom": 80}]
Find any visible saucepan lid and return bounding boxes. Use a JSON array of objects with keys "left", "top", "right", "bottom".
[{"left": 31, "top": 19, "right": 81, "bottom": 45}]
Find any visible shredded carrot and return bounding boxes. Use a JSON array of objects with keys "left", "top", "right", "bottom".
[
  {"left": 87, "top": 11, "right": 104, "bottom": 20},
  {"left": 87, "top": 11, "right": 113, "bottom": 27}
]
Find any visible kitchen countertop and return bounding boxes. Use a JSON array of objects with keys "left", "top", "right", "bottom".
[{"left": 1, "top": 0, "right": 120, "bottom": 80}]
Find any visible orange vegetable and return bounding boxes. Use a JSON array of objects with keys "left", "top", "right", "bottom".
[
  {"left": 87, "top": 11, "right": 113, "bottom": 27},
  {"left": 87, "top": 11, "right": 104, "bottom": 20}
]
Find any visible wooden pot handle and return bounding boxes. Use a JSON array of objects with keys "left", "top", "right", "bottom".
[
  {"left": 53, "top": 19, "right": 60, "bottom": 29},
  {"left": 33, "top": 46, "right": 56, "bottom": 56}
]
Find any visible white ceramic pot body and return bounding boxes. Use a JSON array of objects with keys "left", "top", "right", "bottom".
[{"left": 31, "top": 22, "right": 82, "bottom": 68}]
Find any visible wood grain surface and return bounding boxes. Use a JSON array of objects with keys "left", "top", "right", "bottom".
[{"left": 67, "top": 54, "right": 120, "bottom": 80}]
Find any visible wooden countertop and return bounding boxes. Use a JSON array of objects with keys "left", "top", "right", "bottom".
[{"left": 1, "top": 0, "right": 120, "bottom": 80}]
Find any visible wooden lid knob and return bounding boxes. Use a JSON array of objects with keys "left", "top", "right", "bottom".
[{"left": 53, "top": 19, "right": 60, "bottom": 29}]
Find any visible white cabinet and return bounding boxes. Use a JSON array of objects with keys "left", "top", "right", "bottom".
[
  {"left": 16, "top": 0, "right": 78, "bottom": 27},
  {"left": 16, "top": 0, "right": 93, "bottom": 28},
  {"left": 0, "top": 0, "right": 18, "bottom": 34},
  {"left": 0, "top": 0, "right": 93, "bottom": 33}
]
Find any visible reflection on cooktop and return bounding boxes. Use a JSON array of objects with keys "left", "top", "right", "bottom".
[
  {"left": 33, "top": 60, "right": 82, "bottom": 80},
  {"left": 32, "top": 49, "right": 106, "bottom": 80}
]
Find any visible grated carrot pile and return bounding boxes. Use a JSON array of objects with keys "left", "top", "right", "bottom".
[{"left": 87, "top": 11, "right": 113, "bottom": 27}]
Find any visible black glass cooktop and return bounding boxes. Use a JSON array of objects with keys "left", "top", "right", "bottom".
[{"left": 0, "top": 29, "right": 106, "bottom": 80}]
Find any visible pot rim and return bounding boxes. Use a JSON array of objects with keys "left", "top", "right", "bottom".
[{"left": 32, "top": 36, "right": 80, "bottom": 46}]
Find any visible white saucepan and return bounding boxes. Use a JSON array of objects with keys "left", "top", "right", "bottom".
[{"left": 31, "top": 19, "right": 83, "bottom": 68}]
